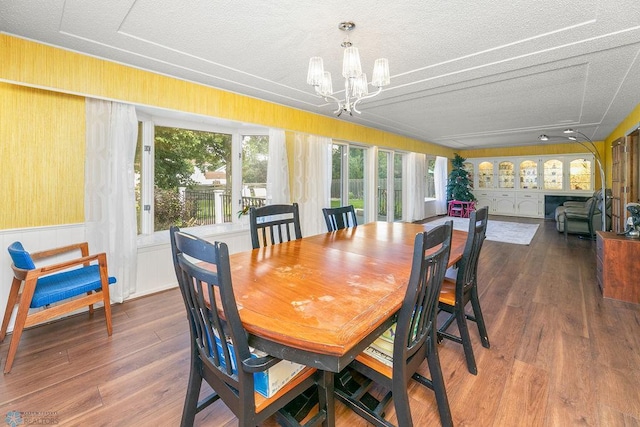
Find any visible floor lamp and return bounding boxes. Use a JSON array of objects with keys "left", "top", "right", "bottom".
[{"left": 539, "top": 129, "right": 608, "bottom": 232}]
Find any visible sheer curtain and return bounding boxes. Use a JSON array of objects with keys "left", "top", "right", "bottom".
[
  {"left": 292, "top": 133, "right": 331, "bottom": 236},
  {"left": 406, "top": 152, "right": 426, "bottom": 222},
  {"left": 266, "top": 128, "right": 290, "bottom": 205},
  {"left": 85, "top": 99, "right": 138, "bottom": 303},
  {"left": 434, "top": 156, "right": 449, "bottom": 215}
]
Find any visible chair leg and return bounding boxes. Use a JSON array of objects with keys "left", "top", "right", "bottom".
[
  {"left": 455, "top": 305, "right": 477, "bottom": 375},
  {"left": 102, "top": 292, "right": 113, "bottom": 336},
  {"left": 426, "top": 339, "right": 453, "bottom": 427},
  {"left": 0, "top": 278, "right": 22, "bottom": 342},
  {"left": 180, "top": 352, "right": 204, "bottom": 427},
  {"left": 3, "top": 288, "right": 33, "bottom": 374},
  {"left": 470, "top": 288, "right": 490, "bottom": 349},
  {"left": 98, "top": 258, "right": 113, "bottom": 336},
  {"left": 392, "top": 375, "right": 414, "bottom": 427}
]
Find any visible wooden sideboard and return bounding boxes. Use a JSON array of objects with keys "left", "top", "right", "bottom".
[{"left": 596, "top": 231, "right": 640, "bottom": 304}]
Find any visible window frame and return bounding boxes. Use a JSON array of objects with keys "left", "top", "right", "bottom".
[{"left": 136, "top": 109, "right": 268, "bottom": 236}]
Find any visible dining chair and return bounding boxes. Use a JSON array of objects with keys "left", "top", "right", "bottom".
[
  {"left": 438, "top": 206, "right": 490, "bottom": 375},
  {"left": 249, "top": 203, "right": 303, "bottom": 249},
  {"left": 335, "top": 221, "right": 454, "bottom": 427},
  {"left": 322, "top": 205, "right": 357, "bottom": 231},
  {"left": 169, "top": 226, "right": 326, "bottom": 427},
  {"left": 1, "top": 241, "right": 115, "bottom": 374}
]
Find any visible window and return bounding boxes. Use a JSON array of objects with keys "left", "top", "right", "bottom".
[
  {"left": 377, "top": 150, "right": 404, "bottom": 222},
  {"left": 330, "top": 142, "right": 370, "bottom": 224},
  {"left": 425, "top": 158, "right": 437, "bottom": 197},
  {"left": 393, "top": 153, "right": 404, "bottom": 221},
  {"left": 348, "top": 146, "right": 367, "bottom": 224},
  {"left": 135, "top": 114, "right": 268, "bottom": 235},
  {"left": 135, "top": 125, "right": 232, "bottom": 233},
  {"left": 241, "top": 135, "right": 269, "bottom": 214},
  {"left": 331, "top": 143, "right": 347, "bottom": 207}
]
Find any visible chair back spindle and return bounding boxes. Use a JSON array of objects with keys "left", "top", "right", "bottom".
[
  {"left": 322, "top": 205, "right": 357, "bottom": 232},
  {"left": 249, "top": 203, "right": 302, "bottom": 249}
]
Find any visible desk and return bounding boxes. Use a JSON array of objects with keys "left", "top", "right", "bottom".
[{"left": 229, "top": 221, "right": 466, "bottom": 425}]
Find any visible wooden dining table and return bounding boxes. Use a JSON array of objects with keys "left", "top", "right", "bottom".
[{"left": 228, "top": 221, "right": 467, "bottom": 425}]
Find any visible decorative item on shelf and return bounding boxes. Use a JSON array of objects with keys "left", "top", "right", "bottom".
[{"left": 306, "top": 21, "right": 390, "bottom": 117}]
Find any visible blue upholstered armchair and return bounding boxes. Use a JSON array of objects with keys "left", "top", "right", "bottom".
[{"left": 0, "top": 241, "right": 116, "bottom": 373}]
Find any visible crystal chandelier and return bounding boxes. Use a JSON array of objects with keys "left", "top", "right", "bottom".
[{"left": 306, "top": 22, "right": 390, "bottom": 117}]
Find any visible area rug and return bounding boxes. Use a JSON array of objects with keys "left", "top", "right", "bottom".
[{"left": 422, "top": 216, "right": 539, "bottom": 245}]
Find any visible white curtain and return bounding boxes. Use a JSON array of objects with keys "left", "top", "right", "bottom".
[
  {"left": 292, "top": 133, "right": 331, "bottom": 236},
  {"left": 434, "top": 156, "right": 449, "bottom": 215},
  {"left": 266, "top": 128, "right": 290, "bottom": 204},
  {"left": 406, "top": 153, "right": 426, "bottom": 222},
  {"left": 85, "top": 99, "right": 138, "bottom": 303}
]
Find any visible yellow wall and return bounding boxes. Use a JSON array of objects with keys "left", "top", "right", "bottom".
[
  {"left": 0, "top": 34, "right": 453, "bottom": 229},
  {"left": 605, "top": 102, "right": 640, "bottom": 145},
  {"left": 0, "top": 83, "right": 85, "bottom": 228},
  {"left": 1, "top": 32, "right": 638, "bottom": 229}
]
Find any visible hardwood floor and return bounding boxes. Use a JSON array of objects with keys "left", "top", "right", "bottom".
[{"left": 1, "top": 217, "right": 639, "bottom": 426}]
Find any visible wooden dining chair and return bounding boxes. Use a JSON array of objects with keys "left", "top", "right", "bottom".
[
  {"left": 335, "top": 222, "right": 454, "bottom": 427},
  {"left": 322, "top": 205, "right": 357, "bottom": 231},
  {"left": 1, "top": 241, "right": 115, "bottom": 373},
  {"left": 438, "top": 206, "right": 490, "bottom": 375},
  {"left": 249, "top": 203, "right": 302, "bottom": 249},
  {"left": 169, "top": 226, "right": 326, "bottom": 427}
]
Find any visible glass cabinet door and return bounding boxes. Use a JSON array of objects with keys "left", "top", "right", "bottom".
[
  {"left": 498, "top": 161, "right": 514, "bottom": 189},
  {"left": 478, "top": 161, "right": 494, "bottom": 188},
  {"left": 543, "top": 159, "right": 563, "bottom": 190},
  {"left": 569, "top": 158, "right": 592, "bottom": 190},
  {"left": 519, "top": 160, "right": 538, "bottom": 190},
  {"left": 463, "top": 161, "right": 475, "bottom": 189}
]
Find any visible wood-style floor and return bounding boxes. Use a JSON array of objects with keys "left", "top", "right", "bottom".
[{"left": 1, "top": 217, "right": 639, "bottom": 426}]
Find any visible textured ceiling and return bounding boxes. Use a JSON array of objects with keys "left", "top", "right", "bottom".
[{"left": 2, "top": 0, "right": 640, "bottom": 149}]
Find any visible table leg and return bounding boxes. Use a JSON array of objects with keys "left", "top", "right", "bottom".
[{"left": 318, "top": 370, "right": 335, "bottom": 426}]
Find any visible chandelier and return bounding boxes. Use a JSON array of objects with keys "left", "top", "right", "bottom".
[{"left": 306, "top": 22, "right": 390, "bottom": 117}]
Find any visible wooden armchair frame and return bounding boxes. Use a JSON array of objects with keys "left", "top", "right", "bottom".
[{"left": 1, "top": 242, "right": 114, "bottom": 373}]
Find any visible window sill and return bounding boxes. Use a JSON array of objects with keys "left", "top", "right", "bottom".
[{"left": 137, "top": 221, "right": 249, "bottom": 249}]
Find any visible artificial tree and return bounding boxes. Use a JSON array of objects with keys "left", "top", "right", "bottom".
[{"left": 446, "top": 153, "right": 475, "bottom": 202}]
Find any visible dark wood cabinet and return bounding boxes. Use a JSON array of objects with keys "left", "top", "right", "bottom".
[{"left": 596, "top": 231, "right": 640, "bottom": 303}]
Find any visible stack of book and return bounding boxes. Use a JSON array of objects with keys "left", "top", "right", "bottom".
[{"left": 363, "top": 323, "right": 396, "bottom": 367}]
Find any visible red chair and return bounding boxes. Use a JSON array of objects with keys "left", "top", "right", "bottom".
[{"left": 463, "top": 201, "right": 476, "bottom": 218}]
